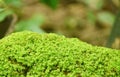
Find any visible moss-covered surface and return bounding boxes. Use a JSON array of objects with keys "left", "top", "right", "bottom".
[{"left": 0, "top": 31, "right": 120, "bottom": 77}]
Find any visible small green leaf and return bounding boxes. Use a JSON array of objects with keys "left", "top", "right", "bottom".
[
  {"left": 4, "top": 0, "right": 22, "bottom": 7},
  {"left": 0, "top": 10, "right": 12, "bottom": 22},
  {"left": 15, "top": 14, "right": 45, "bottom": 33},
  {"left": 0, "top": 8, "right": 4, "bottom": 12},
  {"left": 97, "top": 11, "right": 115, "bottom": 26},
  {"left": 40, "top": 0, "right": 59, "bottom": 9}
]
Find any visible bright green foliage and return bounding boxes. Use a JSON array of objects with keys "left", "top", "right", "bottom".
[{"left": 0, "top": 31, "right": 120, "bottom": 77}]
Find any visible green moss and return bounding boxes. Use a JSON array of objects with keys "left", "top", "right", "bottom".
[{"left": 0, "top": 31, "right": 120, "bottom": 77}]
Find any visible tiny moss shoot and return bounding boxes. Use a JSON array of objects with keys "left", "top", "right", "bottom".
[{"left": 0, "top": 31, "right": 120, "bottom": 77}]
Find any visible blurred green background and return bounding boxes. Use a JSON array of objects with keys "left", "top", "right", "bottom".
[{"left": 0, "top": 0, "right": 120, "bottom": 49}]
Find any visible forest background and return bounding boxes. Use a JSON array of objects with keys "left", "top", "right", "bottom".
[{"left": 0, "top": 0, "right": 120, "bottom": 49}]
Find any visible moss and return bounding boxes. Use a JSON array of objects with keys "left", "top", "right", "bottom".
[{"left": 0, "top": 31, "right": 120, "bottom": 77}]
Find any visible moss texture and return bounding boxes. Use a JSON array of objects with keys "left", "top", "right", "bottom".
[{"left": 0, "top": 31, "right": 120, "bottom": 77}]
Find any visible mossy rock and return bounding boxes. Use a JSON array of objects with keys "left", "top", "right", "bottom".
[{"left": 0, "top": 31, "right": 120, "bottom": 77}]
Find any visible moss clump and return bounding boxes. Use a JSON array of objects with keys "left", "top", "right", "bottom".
[{"left": 0, "top": 31, "right": 120, "bottom": 77}]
